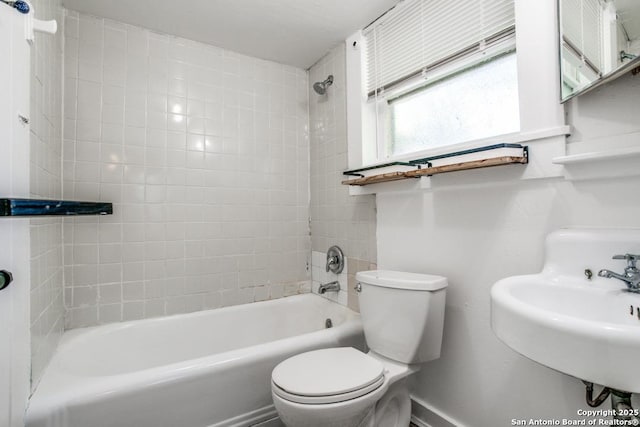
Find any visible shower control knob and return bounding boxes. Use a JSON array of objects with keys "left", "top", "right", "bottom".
[{"left": 0, "top": 270, "right": 13, "bottom": 291}]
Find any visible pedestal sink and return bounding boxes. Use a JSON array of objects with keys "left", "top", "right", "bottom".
[{"left": 491, "top": 228, "right": 640, "bottom": 392}]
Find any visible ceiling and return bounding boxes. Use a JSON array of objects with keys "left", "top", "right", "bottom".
[{"left": 62, "top": 0, "right": 398, "bottom": 69}]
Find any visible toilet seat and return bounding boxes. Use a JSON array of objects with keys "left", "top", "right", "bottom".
[
  {"left": 271, "top": 347, "right": 385, "bottom": 405},
  {"left": 272, "top": 375, "right": 385, "bottom": 404}
]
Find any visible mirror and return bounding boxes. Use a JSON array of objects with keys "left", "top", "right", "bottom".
[{"left": 559, "top": 0, "right": 640, "bottom": 101}]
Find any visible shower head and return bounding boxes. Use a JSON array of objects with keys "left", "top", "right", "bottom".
[{"left": 313, "top": 75, "right": 334, "bottom": 95}]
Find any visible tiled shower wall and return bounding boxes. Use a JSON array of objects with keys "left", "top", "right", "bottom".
[
  {"left": 62, "top": 11, "right": 311, "bottom": 328},
  {"left": 308, "top": 43, "right": 377, "bottom": 304},
  {"left": 29, "top": 0, "right": 65, "bottom": 386}
]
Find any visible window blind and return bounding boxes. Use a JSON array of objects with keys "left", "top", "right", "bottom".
[
  {"left": 364, "top": 0, "right": 515, "bottom": 96},
  {"left": 561, "top": 0, "right": 603, "bottom": 74}
]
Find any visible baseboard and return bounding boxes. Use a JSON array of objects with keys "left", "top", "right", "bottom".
[
  {"left": 213, "top": 397, "right": 461, "bottom": 427},
  {"left": 410, "top": 395, "right": 467, "bottom": 427},
  {"left": 250, "top": 416, "right": 284, "bottom": 427},
  {"left": 208, "top": 405, "right": 279, "bottom": 427},
  {"left": 410, "top": 416, "right": 431, "bottom": 427}
]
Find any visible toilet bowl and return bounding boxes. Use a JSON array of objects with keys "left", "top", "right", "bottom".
[
  {"left": 271, "top": 270, "right": 447, "bottom": 427},
  {"left": 271, "top": 348, "right": 415, "bottom": 427}
]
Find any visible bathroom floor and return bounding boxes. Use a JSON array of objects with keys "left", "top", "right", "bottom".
[{"left": 256, "top": 418, "right": 421, "bottom": 426}]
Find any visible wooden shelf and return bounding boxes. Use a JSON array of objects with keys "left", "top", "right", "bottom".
[
  {"left": 342, "top": 171, "right": 412, "bottom": 186},
  {"left": 342, "top": 155, "right": 528, "bottom": 186}
]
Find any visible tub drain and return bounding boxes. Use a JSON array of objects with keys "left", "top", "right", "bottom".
[{"left": 325, "top": 318, "right": 333, "bottom": 328}]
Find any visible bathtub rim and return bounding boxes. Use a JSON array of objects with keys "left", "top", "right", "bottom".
[{"left": 61, "top": 292, "right": 351, "bottom": 343}]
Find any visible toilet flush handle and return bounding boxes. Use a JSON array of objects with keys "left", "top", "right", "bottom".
[{"left": 354, "top": 282, "right": 362, "bottom": 293}]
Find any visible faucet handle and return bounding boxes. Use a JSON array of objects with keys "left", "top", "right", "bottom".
[
  {"left": 613, "top": 254, "right": 640, "bottom": 268},
  {"left": 325, "top": 246, "right": 344, "bottom": 274}
]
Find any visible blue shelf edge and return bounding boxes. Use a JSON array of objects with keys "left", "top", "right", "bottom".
[{"left": 0, "top": 199, "right": 113, "bottom": 217}]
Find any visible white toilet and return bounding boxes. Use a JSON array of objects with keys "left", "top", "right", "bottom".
[{"left": 271, "top": 270, "right": 447, "bottom": 427}]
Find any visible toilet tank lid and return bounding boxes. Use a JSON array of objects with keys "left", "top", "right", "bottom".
[{"left": 356, "top": 270, "right": 447, "bottom": 291}]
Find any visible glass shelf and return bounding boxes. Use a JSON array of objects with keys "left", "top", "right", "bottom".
[{"left": 0, "top": 199, "right": 113, "bottom": 217}]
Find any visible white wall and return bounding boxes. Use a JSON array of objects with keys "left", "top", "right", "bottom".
[
  {"left": 29, "top": 0, "right": 65, "bottom": 388},
  {"left": 378, "top": 174, "right": 640, "bottom": 425},
  {"left": 374, "top": 8, "right": 640, "bottom": 427},
  {"left": 565, "top": 71, "right": 640, "bottom": 145},
  {"left": 62, "top": 11, "right": 311, "bottom": 328}
]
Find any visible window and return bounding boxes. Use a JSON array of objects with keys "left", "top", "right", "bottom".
[
  {"left": 362, "top": 0, "right": 519, "bottom": 161},
  {"left": 388, "top": 52, "right": 520, "bottom": 157}
]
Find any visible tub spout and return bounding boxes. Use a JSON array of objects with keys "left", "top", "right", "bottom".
[{"left": 318, "top": 281, "right": 340, "bottom": 294}]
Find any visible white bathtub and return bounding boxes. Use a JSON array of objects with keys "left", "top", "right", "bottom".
[{"left": 26, "top": 294, "right": 364, "bottom": 427}]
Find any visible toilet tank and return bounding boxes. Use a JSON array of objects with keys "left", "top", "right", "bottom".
[{"left": 356, "top": 270, "right": 447, "bottom": 364}]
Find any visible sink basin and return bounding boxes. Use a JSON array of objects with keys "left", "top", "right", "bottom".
[{"left": 491, "top": 228, "right": 640, "bottom": 392}]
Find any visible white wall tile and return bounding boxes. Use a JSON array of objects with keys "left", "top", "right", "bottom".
[
  {"left": 29, "top": 0, "right": 65, "bottom": 389},
  {"left": 308, "top": 44, "right": 376, "bottom": 264},
  {"left": 64, "top": 13, "right": 311, "bottom": 328}
]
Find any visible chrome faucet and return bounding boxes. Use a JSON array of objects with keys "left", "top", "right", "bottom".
[
  {"left": 598, "top": 254, "right": 640, "bottom": 293},
  {"left": 318, "top": 281, "right": 340, "bottom": 294}
]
